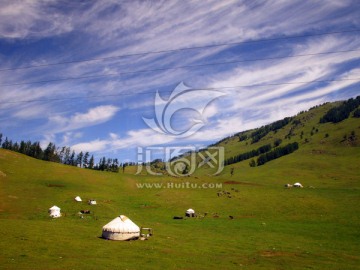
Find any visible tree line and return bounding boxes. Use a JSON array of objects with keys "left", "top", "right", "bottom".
[
  {"left": 354, "top": 108, "right": 360, "bottom": 118},
  {"left": 250, "top": 117, "right": 293, "bottom": 144},
  {"left": 224, "top": 143, "right": 273, "bottom": 166},
  {"left": 255, "top": 142, "right": 299, "bottom": 166},
  {"left": 0, "top": 133, "right": 126, "bottom": 173},
  {"left": 320, "top": 95, "right": 360, "bottom": 124}
]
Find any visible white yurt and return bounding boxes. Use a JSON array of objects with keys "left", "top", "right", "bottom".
[
  {"left": 74, "top": 196, "right": 82, "bottom": 202},
  {"left": 102, "top": 215, "right": 140, "bottom": 241},
  {"left": 88, "top": 199, "right": 97, "bottom": 205},
  {"left": 49, "top": 205, "right": 61, "bottom": 218},
  {"left": 185, "top": 208, "right": 195, "bottom": 217},
  {"left": 293, "top": 182, "right": 303, "bottom": 188}
]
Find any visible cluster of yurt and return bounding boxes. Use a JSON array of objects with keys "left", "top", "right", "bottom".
[
  {"left": 284, "top": 182, "right": 304, "bottom": 188},
  {"left": 48, "top": 196, "right": 149, "bottom": 241},
  {"left": 48, "top": 195, "right": 92, "bottom": 218},
  {"left": 74, "top": 196, "right": 97, "bottom": 204}
]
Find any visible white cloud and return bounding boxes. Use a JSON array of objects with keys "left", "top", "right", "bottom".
[
  {"left": 0, "top": 0, "right": 73, "bottom": 39},
  {"left": 72, "top": 139, "right": 109, "bottom": 153},
  {"left": 203, "top": 103, "right": 220, "bottom": 121},
  {"left": 71, "top": 105, "right": 118, "bottom": 126},
  {"left": 112, "top": 129, "right": 175, "bottom": 149},
  {"left": 49, "top": 105, "right": 119, "bottom": 133},
  {"left": 70, "top": 129, "right": 176, "bottom": 154},
  {"left": 61, "top": 131, "right": 83, "bottom": 145},
  {"left": 109, "top": 132, "right": 118, "bottom": 140}
]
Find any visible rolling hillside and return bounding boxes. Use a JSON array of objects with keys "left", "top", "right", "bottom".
[
  {"left": 0, "top": 98, "right": 360, "bottom": 270},
  {"left": 195, "top": 98, "right": 360, "bottom": 180}
]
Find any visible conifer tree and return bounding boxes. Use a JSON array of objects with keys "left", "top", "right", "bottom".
[
  {"left": 89, "top": 155, "right": 94, "bottom": 169},
  {"left": 76, "top": 151, "right": 84, "bottom": 167},
  {"left": 83, "top": 152, "right": 89, "bottom": 168}
]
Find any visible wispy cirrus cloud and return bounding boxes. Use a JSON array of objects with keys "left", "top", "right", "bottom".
[
  {"left": 71, "top": 129, "right": 175, "bottom": 154},
  {"left": 48, "top": 105, "right": 119, "bottom": 134},
  {"left": 73, "top": 35, "right": 360, "bottom": 155},
  {"left": 0, "top": 0, "right": 359, "bottom": 159},
  {"left": 0, "top": 0, "right": 73, "bottom": 39},
  {"left": 209, "top": 35, "right": 360, "bottom": 110}
]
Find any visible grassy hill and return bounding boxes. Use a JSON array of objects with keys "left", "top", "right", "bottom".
[{"left": 0, "top": 99, "right": 360, "bottom": 269}]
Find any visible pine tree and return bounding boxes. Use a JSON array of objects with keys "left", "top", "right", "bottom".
[
  {"left": 69, "top": 151, "right": 76, "bottom": 166},
  {"left": 19, "top": 140, "right": 26, "bottom": 154},
  {"left": 2, "top": 137, "right": 9, "bottom": 149},
  {"left": 274, "top": 138, "right": 282, "bottom": 147},
  {"left": 13, "top": 142, "right": 20, "bottom": 152},
  {"left": 83, "top": 152, "right": 89, "bottom": 168},
  {"left": 43, "top": 142, "right": 59, "bottom": 162},
  {"left": 58, "top": 147, "right": 66, "bottom": 163},
  {"left": 76, "top": 151, "right": 84, "bottom": 167},
  {"left": 89, "top": 155, "right": 94, "bottom": 169},
  {"left": 112, "top": 158, "right": 119, "bottom": 172},
  {"left": 354, "top": 108, "right": 360, "bottom": 118},
  {"left": 249, "top": 159, "right": 256, "bottom": 167},
  {"left": 99, "top": 157, "right": 106, "bottom": 171},
  {"left": 106, "top": 158, "right": 112, "bottom": 171},
  {"left": 31, "top": 142, "right": 43, "bottom": 159},
  {"left": 63, "top": 147, "right": 71, "bottom": 165}
]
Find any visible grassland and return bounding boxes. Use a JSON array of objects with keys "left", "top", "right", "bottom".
[{"left": 0, "top": 103, "right": 360, "bottom": 269}]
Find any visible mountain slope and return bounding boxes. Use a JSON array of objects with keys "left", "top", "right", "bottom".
[{"left": 196, "top": 98, "right": 360, "bottom": 183}]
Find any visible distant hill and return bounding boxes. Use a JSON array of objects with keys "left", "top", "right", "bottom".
[
  {"left": 158, "top": 95, "right": 359, "bottom": 178},
  {"left": 216, "top": 96, "right": 358, "bottom": 165},
  {"left": 127, "top": 96, "right": 360, "bottom": 176}
]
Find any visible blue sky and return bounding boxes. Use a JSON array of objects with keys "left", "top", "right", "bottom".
[{"left": 0, "top": 0, "right": 359, "bottom": 162}]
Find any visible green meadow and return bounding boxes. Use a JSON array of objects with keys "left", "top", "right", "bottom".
[{"left": 0, "top": 103, "right": 360, "bottom": 269}]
